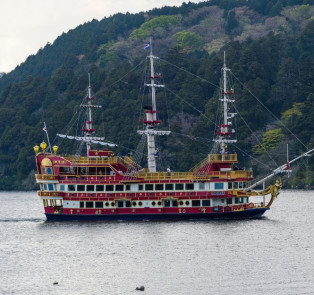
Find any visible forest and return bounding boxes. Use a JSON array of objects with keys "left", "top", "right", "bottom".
[{"left": 0, "top": 0, "right": 313, "bottom": 190}]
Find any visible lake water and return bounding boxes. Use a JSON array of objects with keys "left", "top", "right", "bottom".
[{"left": 0, "top": 190, "right": 313, "bottom": 295}]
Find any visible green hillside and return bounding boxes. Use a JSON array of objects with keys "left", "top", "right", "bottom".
[{"left": 0, "top": 0, "right": 314, "bottom": 190}]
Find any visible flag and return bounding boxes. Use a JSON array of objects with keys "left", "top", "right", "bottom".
[
  {"left": 144, "top": 42, "right": 150, "bottom": 50},
  {"left": 43, "top": 122, "right": 48, "bottom": 132}
]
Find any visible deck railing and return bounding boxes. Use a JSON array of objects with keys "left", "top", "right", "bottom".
[
  {"left": 208, "top": 153, "right": 237, "bottom": 162},
  {"left": 134, "top": 170, "right": 253, "bottom": 181},
  {"left": 35, "top": 174, "right": 59, "bottom": 181},
  {"left": 35, "top": 170, "right": 253, "bottom": 182}
]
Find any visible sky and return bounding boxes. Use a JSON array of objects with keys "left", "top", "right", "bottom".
[{"left": 0, "top": 0, "right": 201, "bottom": 73}]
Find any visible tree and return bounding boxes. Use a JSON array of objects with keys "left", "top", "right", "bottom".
[{"left": 225, "top": 11, "right": 239, "bottom": 34}]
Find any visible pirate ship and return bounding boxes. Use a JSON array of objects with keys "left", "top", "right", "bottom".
[{"left": 34, "top": 44, "right": 285, "bottom": 221}]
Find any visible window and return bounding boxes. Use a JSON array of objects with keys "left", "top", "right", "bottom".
[
  {"left": 86, "top": 202, "right": 93, "bottom": 208},
  {"left": 214, "top": 183, "right": 224, "bottom": 190},
  {"left": 79, "top": 167, "right": 87, "bottom": 175},
  {"left": 233, "top": 182, "right": 238, "bottom": 189},
  {"left": 80, "top": 202, "right": 85, "bottom": 208},
  {"left": 238, "top": 182, "right": 243, "bottom": 189},
  {"left": 227, "top": 198, "right": 232, "bottom": 205},
  {"left": 185, "top": 183, "right": 194, "bottom": 190},
  {"left": 115, "top": 185, "right": 124, "bottom": 191},
  {"left": 86, "top": 185, "right": 94, "bottom": 192},
  {"left": 125, "top": 201, "right": 131, "bottom": 208},
  {"left": 138, "top": 184, "right": 143, "bottom": 191},
  {"left": 95, "top": 202, "right": 103, "bottom": 208},
  {"left": 68, "top": 184, "right": 75, "bottom": 191},
  {"left": 243, "top": 197, "right": 248, "bottom": 204},
  {"left": 175, "top": 183, "right": 184, "bottom": 190},
  {"left": 145, "top": 184, "right": 154, "bottom": 191},
  {"left": 117, "top": 201, "right": 124, "bottom": 208},
  {"left": 202, "top": 200, "right": 210, "bottom": 206},
  {"left": 172, "top": 200, "right": 178, "bottom": 207},
  {"left": 97, "top": 168, "right": 106, "bottom": 176},
  {"left": 125, "top": 185, "right": 130, "bottom": 191},
  {"left": 192, "top": 200, "right": 200, "bottom": 207},
  {"left": 46, "top": 167, "right": 53, "bottom": 175},
  {"left": 228, "top": 182, "right": 232, "bottom": 190},
  {"left": 199, "top": 183, "right": 205, "bottom": 190},
  {"left": 89, "top": 167, "right": 96, "bottom": 175},
  {"left": 96, "top": 185, "right": 104, "bottom": 192},
  {"left": 155, "top": 184, "right": 164, "bottom": 191},
  {"left": 165, "top": 183, "right": 174, "bottom": 190},
  {"left": 220, "top": 199, "right": 225, "bottom": 204},
  {"left": 59, "top": 167, "right": 68, "bottom": 175},
  {"left": 106, "top": 185, "right": 114, "bottom": 192},
  {"left": 77, "top": 185, "right": 85, "bottom": 192},
  {"left": 164, "top": 200, "right": 171, "bottom": 207},
  {"left": 235, "top": 197, "right": 243, "bottom": 204},
  {"left": 59, "top": 184, "right": 65, "bottom": 191}
]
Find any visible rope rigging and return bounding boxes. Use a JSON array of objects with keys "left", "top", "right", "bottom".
[
  {"left": 230, "top": 71, "right": 308, "bottom": 150},
  {"left": 49, "top": 51, "right": 311, "bottom": 178},
  {"left": 160, "top": 57, "right": 311, "bottom": 173}
]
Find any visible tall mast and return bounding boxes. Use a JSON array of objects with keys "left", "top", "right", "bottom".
[
  {"left": 56, "top": 74, "right": 115, "bottom": 153},
  {"left": 137, "top": 39, "right": 170, "bottom": 172},
  {"left": 214, "top": 52, "right": 237, "bottom": 153},
  {"left": 81, "top": 73, "right": 102, "bottom": 154}
]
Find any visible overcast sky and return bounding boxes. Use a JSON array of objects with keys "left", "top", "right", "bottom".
[{"left": 0, "top": 0, "right": 202, "bottom": 73}]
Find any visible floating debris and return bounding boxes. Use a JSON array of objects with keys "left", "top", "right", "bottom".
[{"left": 135, "top": 286, "right": 145, "bottom": 291}]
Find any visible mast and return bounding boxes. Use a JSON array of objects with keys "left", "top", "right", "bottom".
[
  {"left": 56, "top": 74, "right": 118, "bottom": 152},
  {"left": 246, "top": 146, "right": 314, "bottom": 190},
  {"left": 81, "top": 73, "right": 98, "bottom": 153},
  {"left": 214, "top": 52, "right": 237, "bottom": 153},
  {"left": 137, "top": 39, "right": 170, "bottom": 172}
]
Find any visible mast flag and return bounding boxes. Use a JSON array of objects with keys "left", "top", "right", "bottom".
[{"left": 144, "top": 42, "right": 150, "bottom": 50}]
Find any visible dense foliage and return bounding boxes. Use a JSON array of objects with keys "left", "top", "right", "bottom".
[{"left": 0, "top": 1, "right": 314, "bottom": 189}]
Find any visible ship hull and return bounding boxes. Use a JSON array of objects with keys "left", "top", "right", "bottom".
[{"left": 45, "top": 208, "right": 269, "bottom": 221}]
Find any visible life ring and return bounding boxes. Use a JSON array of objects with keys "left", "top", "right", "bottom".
[{"left": 248, "top": 202, "right": 255, "bottom": 209}]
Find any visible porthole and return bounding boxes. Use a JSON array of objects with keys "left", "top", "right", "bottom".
[
  {"left": 157, "top": 201, "right": 162, "bottom": 206},
  {"left": 152, "top": 201, "right": 156, "bottom": 206},
  {"left": 132, "top": 201, "right": 137, "bottom": 207},
  {"left": 105, "top": 202, "right": 109, "bottom": 207},
  {"left": 185, "top": 201, "right": 190, "bottom": 206},
  {"left": 111, "top": 202, "right": 115, "bottom": 207},
  {"left": 179, "top": 201, "right": 184, "bottom": 206},
  {"left": 138, "top": 201, "right": 143, "bottom": 207}
]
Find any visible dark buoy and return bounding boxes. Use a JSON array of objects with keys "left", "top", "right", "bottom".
[
  {"left": 136, "top": 286, "right": 145, "bottom": 291},
  {"left": 53, "top": 282, "right": 58, "bottom": 285}
]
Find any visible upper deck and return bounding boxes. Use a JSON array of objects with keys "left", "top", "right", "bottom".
[{"left": 35, "top": 152, "right": 252, "bottom": 182}]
